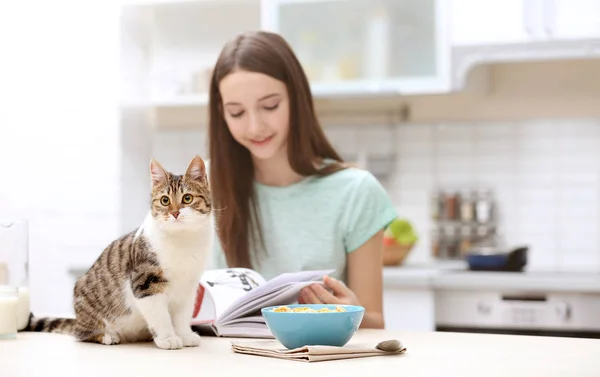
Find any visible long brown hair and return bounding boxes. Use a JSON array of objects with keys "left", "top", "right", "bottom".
[{"left": 208, "top": 31, "right": 346, "bottom": 269}]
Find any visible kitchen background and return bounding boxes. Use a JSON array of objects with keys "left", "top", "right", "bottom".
[{"left": 1, "top": 0, "right": 600, "bottom": 337}]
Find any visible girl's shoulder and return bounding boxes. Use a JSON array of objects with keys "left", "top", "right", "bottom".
[
  {"left": 316, "top": 166, "right": 397, "bottom": 253},
  {"left": 315, "top": 165, "right": 384, "bottom": 195}
]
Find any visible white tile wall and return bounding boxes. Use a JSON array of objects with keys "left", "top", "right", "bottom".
[{"left": 152, "top": 118, "right": 600, "bottom": 273}]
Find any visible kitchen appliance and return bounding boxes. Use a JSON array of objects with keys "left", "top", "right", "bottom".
[{"left": 435, "top": 278, "right": 600, "bottom": 339}]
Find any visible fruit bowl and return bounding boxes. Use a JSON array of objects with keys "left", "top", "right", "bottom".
[
  {"left": 383, "top": 241, "right": 414, "bottom": 266},
  {"left": 383, "top": 218, "right": 417, "bottom": 266}
]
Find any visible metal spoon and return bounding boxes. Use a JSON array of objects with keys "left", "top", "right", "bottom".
[{"left": 375, "top": 339, "right": 403, "bottom": 352}]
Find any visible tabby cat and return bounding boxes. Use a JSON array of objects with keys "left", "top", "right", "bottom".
[{"left": 23, "top": 155, "right": 213, "bottom": 350}]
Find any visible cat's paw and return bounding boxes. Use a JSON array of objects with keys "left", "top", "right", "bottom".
[
  {"left": 101, "top": 332, "right": 120, "bottom": 345},
  {"left": 154, "top": 335, "right": 183, "bottom": 350},
  {"left": 178, "top": 331, "right": 201, "bottom": 347}
]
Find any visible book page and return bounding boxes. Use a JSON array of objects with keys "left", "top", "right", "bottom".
[
  {"left": 216, "top": 315, "right": 274, "bottom": 338},
  {"left": 217, "top": 269, "right": 334, "bottom": 324},
  {"left": 192, "top": 268, "right": 266, "bottom": 324},
  {"left": 225, "top": 315, "right": 266, "bottom": 325},
  {"left": 222, "top": 281, "right": 322, "bottom": 323}
]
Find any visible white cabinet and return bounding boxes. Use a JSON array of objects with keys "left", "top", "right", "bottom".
[
  {"left": 384, "top": 288, "right": 436, "bottom": 331},
  {"left": 260, "top": 0, "right": 451, "bottom": 96},
  {"left": 450, "top": 0, "right": 600, "bottom": 91},
  {"left": 382, "top": 267, "right": 438, "bottom": 331},
  {"left": 452, "top": 0, "right": 600, "bottom": 46},
  {"left": 451, "top": 0, "right": 533, "bottom": 46},
  {"left": 550, "top": 0, "right": 600, "bottom": 40}
]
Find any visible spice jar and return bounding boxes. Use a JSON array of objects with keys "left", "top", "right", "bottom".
[
  {"left": 475, "top": 189, "right": 494, "bottom": 224},
  {"left": 443, "top": 192, "right": 458, "bottom": 220},
  {"left": 430, "top": 228, "right": 440, "bottom": 258},
  {"left": 459, "top": 225, "right": 473, "bottom": 256},
  {"left": 473, "top": 224, "right": 496, "bottom": 247},
  {"left": 460, "top": 190, "right": 474, "bottom": 222},
  {"left": 430, "top": 191, "right": 442, "bottom": 221},
  {"left": 442, "top": 224, "right": 460, "bottom": 259}
]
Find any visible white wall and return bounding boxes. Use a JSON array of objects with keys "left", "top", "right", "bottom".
[
  {"left": 0, "top": 3, "right": 121, "bottom": 316},
  {"left": 386, "top": 119, "right": 600, "bottom": 272}
]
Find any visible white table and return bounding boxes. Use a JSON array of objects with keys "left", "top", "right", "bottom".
[{"left": 2, "top": 329, "right": 599, "bottom": 376}]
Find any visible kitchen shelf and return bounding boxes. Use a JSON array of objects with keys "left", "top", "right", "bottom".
[{"left": 120, "top": 0, "right": 261, "bottom": 109}]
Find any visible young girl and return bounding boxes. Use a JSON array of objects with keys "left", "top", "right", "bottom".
[{"left": 207, "top": 31, "right": 397, "bottom": 329}]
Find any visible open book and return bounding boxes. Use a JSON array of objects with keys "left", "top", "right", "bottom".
[{"left": 190, "top": 268, "right": 333, "bottom": 338}]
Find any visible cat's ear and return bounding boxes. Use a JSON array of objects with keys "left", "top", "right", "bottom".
[
  {"left": 150, "top": 158, "right": 168, "bottom": 186},
  {"left": 185, "top": 155, "right": 206, "bottom": 181}
]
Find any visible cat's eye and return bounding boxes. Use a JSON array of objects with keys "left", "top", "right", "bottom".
[
  {"left": 160, "top": 196, "right": 170, "bottom": 206},
  {"left": 182, "top": 194, "right": 193, "bottom": 204}
]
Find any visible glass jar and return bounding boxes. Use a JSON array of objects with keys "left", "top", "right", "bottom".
[
  {"left": 0, "top": 219, "right": 30, "bottom": 331},
  {"left": 430, "top": 191, "right": 441, "bottom": 221},
  {"left": 475, "top": 189, "right": 494, "bottom": 224},
  {"left": 459, "top": 190, "right": 474, "bottom": 222},
  {"left": 430, "top": 227, "right": 440, "bottom": 258},
  {"left": 443, "top": 191, "right": 459, "bottom": 220},
  {"left": 438, "top": 224, "right": 460, "bottom": 259},
  {"left": 0, "top": 286, "right": 19, "bottom": 339},
  {"left": 459, "top": 225, "right": 473, "bottom": 256}
]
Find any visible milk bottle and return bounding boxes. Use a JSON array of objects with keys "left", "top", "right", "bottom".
[{"left": 0, "top": 220, "right": 30, "bottom": 332}]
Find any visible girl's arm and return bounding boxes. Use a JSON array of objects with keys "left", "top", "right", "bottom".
[
  {"left": 299, "top": 172, "right": 393, "bottom": 329},
  {"left": 299, "top": 230, "right": 386, "bottom": 329},
  {"left": 346, "top": 229, "right": 385, "bottom": 328}
]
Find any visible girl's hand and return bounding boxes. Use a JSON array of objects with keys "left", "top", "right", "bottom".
[{"left": 298, "top": 275, "right": 361, "bottom": 306}]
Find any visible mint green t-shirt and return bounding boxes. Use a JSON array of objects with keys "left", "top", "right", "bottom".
[{"left": 209, "top": 165, "right": 397, "bottom": 283}]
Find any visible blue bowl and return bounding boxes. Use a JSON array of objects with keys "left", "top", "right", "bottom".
[{"left": 261, "top": 304, "right": 365, "bottom": 349}]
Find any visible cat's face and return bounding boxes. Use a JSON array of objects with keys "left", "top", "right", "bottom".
[{"left": 149, "top": 156, "right": 211, "bottom": 232}]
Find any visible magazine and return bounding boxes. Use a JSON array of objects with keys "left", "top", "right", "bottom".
[{"left": 190, "top": 268, "right": 333, "bottom": 338}]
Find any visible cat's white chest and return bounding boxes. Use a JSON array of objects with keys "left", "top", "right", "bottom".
[
  {"left": 159, "top": 242, "right": 206, "bottom": 285},
  {"left": 150, "top": 231, "right": 212, "bottom": 287}
]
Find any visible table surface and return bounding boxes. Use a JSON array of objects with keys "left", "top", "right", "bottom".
[{"left": 2, "top": 329, "right": 599, "bottom": 377}]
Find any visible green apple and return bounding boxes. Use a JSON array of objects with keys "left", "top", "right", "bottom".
[{"left": 386, "top": 218, "right": 418, "bottom": 246}]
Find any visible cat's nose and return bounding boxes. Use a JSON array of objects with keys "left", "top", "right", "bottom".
[{"left": 171, "top": 211, "right": 180, "bottom": 219}]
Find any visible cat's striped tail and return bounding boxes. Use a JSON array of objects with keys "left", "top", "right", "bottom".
[{"left": 22, "top": 313, "right": 76, "bottom": 335}]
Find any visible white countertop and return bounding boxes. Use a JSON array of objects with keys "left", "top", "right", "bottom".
[
  {"left": 383, "top": 261, "right": 600, "bottom": 293},
  {"left": 3, "top": 330, "right": 599, "bottom": 376}
]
